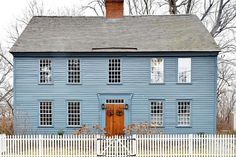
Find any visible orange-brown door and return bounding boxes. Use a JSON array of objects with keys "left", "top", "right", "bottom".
[{"left": 105, "top": 104, "right": 124, "bottom": 136}]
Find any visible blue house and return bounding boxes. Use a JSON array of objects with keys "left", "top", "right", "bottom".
[{"left": 10, "top": 0, "right": 219, "bottom": 135}]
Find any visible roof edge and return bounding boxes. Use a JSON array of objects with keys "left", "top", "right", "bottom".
[{"left": 10, "top": 50, "right": 220, "bottom": 54}]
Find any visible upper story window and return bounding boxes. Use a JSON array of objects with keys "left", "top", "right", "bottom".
[
  {"left": 109, "top": 59, "right": 121, "bottom": 84},
  {"left": 39, "top": 101, "right": 52, "bottom": 127},
  {"left": 68, "top": 101, "right": 81, "bottom": 126},
  {"left": 150, "top": 100, "right": 164, "bottom": 127},
  {"left": 177, "top": 101, "right": 191, "bottom": 126},
  {"left": 151, "top": 58, "right": 164, "bottom": 83},
  {"left": 68, "top": 59, "right": 80, "bottom": 84},
  {"left": 178, "top": 58, "right": 191, "bottom": 83},
  {"left": 39, "top": 59, "right": 52, "bottom": 84}
]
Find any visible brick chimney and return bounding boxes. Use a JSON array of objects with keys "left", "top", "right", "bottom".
[{"left": 106, "top": 0, "right": 124, "bottom": 19}]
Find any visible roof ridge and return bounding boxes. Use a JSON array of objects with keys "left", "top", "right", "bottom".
[{"left": 33, "top": 14, "right": 195, "bottom": 18}]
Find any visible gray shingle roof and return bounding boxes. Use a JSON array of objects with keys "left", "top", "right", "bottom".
[{"left": 10, "top": 15, "right": 220, "bottom": 53}]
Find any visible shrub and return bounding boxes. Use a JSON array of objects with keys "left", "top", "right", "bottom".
[
  {"left": 73, "top": 124, "right": 106, "bottom": 135},
  {"left": 57, "top": 129, "right": 64, "bottom": 135},
  {"left": 124, "top": 122, "right": 164, "bottom": 135},
  {"left": 0, "top": 114, "right": 13, "bottom": 135}
]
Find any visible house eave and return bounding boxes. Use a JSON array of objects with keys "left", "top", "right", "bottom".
[
  {"left": 10, "top": 49, "right": 220, "bottom": 54},
  {"left": 11, "top": 50, "right": 219, "bottom": 57}
]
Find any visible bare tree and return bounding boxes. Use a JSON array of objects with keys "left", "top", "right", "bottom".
[
  {"left": 201, "top": 0, "right": 236, "bottom": 130},
  {"left": 217, "top": 81, "right": 236, "bottom": 131},
  {"left": 82, "top": 0, "right": 105, "bottom": 16},
  {"left": 7, "top": 0, "right": 83, "bottom": 45},
  {"left": 0, "top": 43, "right": 13, "bottom": 134},
  {"left": 127, "top": 0, "right": 161, "bottom": 15},
  {"left": 0, "top": 44, "right": 13, "bottom": 111}
]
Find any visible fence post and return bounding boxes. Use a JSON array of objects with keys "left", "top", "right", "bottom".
[
  {"left": 96, "top": 134, "right": 101, "bottom": 156},
  {"left": 132, "top": 134, "right": 137, "bottom": 156},
  {"left": 189, "top": 134, "right": 193, "bottom": 157},
  {"left": 233, "top": 134, "right": 236, "bottom": 156},
  {"left": 0, "top": 134, "right": 2, "bottom": 156},
  {"left": 0, "top": 134, "right": 2, "bottom": 157},
  {"left": 39, "top": 135, "right": 42, "bottom": 157},
  {"left": 0, "top": 134, "right": 6, "bottom": 157}
]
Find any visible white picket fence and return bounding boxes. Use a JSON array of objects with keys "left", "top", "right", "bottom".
[{"left": 0, "top": 134, "right": 235, "bottom": 157}]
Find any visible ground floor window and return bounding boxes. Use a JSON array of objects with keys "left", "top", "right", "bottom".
[
  {"left": 68, "top": 101, "right": 81, "bottom": 126},
  {"left": 177, "top": 101, "right": 191, "bottom": 126},
  {"left": 150, "top": 100, "right": 164, "bottom": 127},
  {"left": 39, "top": 101, "right": 52, "bottom": 126}
]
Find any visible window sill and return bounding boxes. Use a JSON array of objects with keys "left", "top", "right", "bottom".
[
  {"left": 66, "top": 126, "right": 82, "bottom": 128},
  {"left": 38, "top": 83, "right": 54, "bottom": 85},
  {"left": 149, "top": 83, "right": 165, "bottom": 85},
  {"left": 175, "top": 126, "right": 192, "bottom": 128},
  {"left": 66, "top": 83, "right": 82, "bottom": 85},
  {"left": 38, "top": 126, "right": 54, "bottom": 128},
  {"left": 107, "top": 83, "right": 123, "bottom": 85},
  {"left": 176, "top": 83, "right": 192, "bottom": 85},
  {"left": 150, "top": 126, "right": 165, "bottom": 128}
]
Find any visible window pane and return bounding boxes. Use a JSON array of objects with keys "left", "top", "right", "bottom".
[
  {"left": 150, "top": 101, "right": 163, "bottom": 126},
  {"left": 177, "top": 101, "right": 190, "bottom": 126},
  {"left": 39, "top": 59, "right": 52, "bottom": 84},
  {"left": 39, "top": 101, "right": 52, "bottom": 126},
  {"left": 178, "top": 58, "right": 191, "bottom": 83},
  {"left": 109, "top": 59, "right": 121, "bottom": 83},
  {"left": 68, "top": 59, "right": 80, "bottom": 83},
  {"left": 68, "top": 101, "right": 80, "bottom": 126},
  {"left": 151, "top": 58, "right": 164, "bottom": 83}
]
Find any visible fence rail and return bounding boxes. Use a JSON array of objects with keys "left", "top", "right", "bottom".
[{"left": 0, "top": 134, "right": 235, "bottom": 157}]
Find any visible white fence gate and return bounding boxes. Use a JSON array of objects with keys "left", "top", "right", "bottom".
[
  {"left": 0, "top": 134, "right": 235, "bottom": 157},
  {"left": 96, "top": 135, "right": 136, "bottom": 156}
]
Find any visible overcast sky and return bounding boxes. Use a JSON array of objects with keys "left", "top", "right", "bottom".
[{"left": 0, "top": 0, "right": 90, "bottom": 46}]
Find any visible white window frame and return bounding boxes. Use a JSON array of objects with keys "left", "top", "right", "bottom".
[
  {"left": 39, "top": 101, "right": 53, "bottom": 127},
  {"left": 67, "top": 59, "right": 80, "bottom": 84},
  {"left": 108, "top": 58, "right": 121, "bottom": 84},
  {"left": 39, "top": 59, "right": 52, "bottom": 84},
  {"left": 151, "top": 58, "right": 164, "bottom": 83},
  {"left": 177, "top": 100, "right": 191, "bottom": 127},
  {"left": 67, "top": 101, "right": 81, "bottom": 127},
  {"left": 178, "top": 58, "right": 191, "bottom": 83},
  {"left": 150, "top": 100, "right": 164, "bottom": 127}
]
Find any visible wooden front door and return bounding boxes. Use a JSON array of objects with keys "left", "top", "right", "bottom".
[{"left": 105, "top": 104, "right": 125, "bottom": 136}]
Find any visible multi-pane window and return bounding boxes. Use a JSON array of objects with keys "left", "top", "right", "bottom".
[
  {"left": 68, "top": 59, "right": 80, "bottom": 84},
  {"left": 151, "top": 58, "right": 164, "bottom": 83},
  {"left": 109, "top": 59, "right": 121, "bottom": 84},
  {"left": 178, "top": 58, "right": 191, "bottom": 83},
  {"left": 150, "top": 101, "right": 163, "bottom": 126},
  {"left": 68, "top": 101, "right": 80, "bottom": 126},
  {"left": 106, "top": 99, "right": 124, "bottom": 104},
  {"left": 39, "top": 59, "right": 52, "bottom": 84},
  {"left": 177, "top": 101, "right": 191, "bottom": 126},
  {"left": 39, "top": 101, "right": 52, "bottom": 126}
]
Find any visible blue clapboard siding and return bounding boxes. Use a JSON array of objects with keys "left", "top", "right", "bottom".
[{"left": 13, "top": 52, "right": 217, "bottom": 134}]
